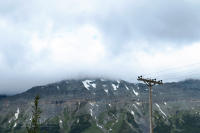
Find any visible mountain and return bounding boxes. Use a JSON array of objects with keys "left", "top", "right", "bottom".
[{"left": 0, "top": 78, "right": 200, "bottom": 133}]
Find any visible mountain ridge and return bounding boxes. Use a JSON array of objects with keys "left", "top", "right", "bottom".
[{"left": 0, "top": 78, "right": 200, "bottom": 133}]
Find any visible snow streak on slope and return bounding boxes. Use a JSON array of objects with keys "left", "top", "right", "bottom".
[
  {"left": 125, "top": 85, "right": 129, "bottom": 90},
  {"left": 15, "top": 108, "right": 20, "bottom": 120},
  {"left": 131, "top": 110, "right": 135, "bottom": 115},
  {"left": 112, "top": 84, "right": 118, "bottom": 90},
  {"left": 97, "top": 123, "right": 103, "bottom": 129},
  {"left": 155, "top": 103, "right": 167, "bottom": 117},
  {"left": 133, "top": 89, "right": 139, "bottom": 96}
]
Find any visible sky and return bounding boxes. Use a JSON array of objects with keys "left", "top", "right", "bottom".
[{"left": 1, "top": 0, "right": 200, "bottom": 94}]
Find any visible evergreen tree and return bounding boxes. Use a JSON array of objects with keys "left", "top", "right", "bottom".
[{"left": 27, "top": 95, "right": 42, "bottom": 133}]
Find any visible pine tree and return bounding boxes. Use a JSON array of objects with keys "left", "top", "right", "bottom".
[{"left": 27, "top": 95, "right": 42, "bottom": 133}]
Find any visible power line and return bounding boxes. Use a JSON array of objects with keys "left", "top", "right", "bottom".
[
  {"left": 138, "top": 62, "right": 200, "bottom": 82},
  {"left": 142, "top": 61, "right": 200, "bottom": 77}
]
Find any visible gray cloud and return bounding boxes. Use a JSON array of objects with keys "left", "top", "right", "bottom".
[
  {"left": 94, "top": 0, "right": 200, "bottom": 48},
  {"left": 1, "top": 0, "right": 200, "bottom": 94}
]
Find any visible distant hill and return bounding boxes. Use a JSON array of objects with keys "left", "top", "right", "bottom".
[
  {"left": 0, "top": 95, "right": 7, "bottom": 100},
  {"left": 0, "top": 78, "right": 199, "bottom": 133}
]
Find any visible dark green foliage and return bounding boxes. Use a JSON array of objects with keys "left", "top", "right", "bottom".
[
  {"left": 170, "top": 111, "right": 200, "bottom": 133},
  {"left": 108, "top": 106, "right": 117, "bottom": 116},
  {"left": 15, "top": 123, "right": 23, "bottom": 130},
  {"left": 40, "top": 124, "right": 60, "bottom": 133},
  {"left": 126, "top": 112, "right": 142, "bottom": 133},
  {"left": 69, "top": 114, "right": 92, "bottom": 133},
  {"left": 40, "top": 116, "right": 60, "bottom": 133},
  {"left": 154, "top": 111, "right": 171, "bottom": 133},
  {"left": 27, "top": 95, "right": 42, "bottom": 133},
  {"left": 118, "top": 120, "right": 134, "bottom": 133},
  {"left": 0, "top": 127, "right": 11, "bottom": 133},
  {"left": 0, "top": 114, "right": 10, "bottom": 125},
  {"left": 154, "top": 111, "right": 200, "bottom": 133},
  {"left": 127, "top": 112, "right": 139, "bottom": 128}
]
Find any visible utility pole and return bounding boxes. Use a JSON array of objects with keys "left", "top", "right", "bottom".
[{"left": 137, "top": 76, "right": 163, "bottom": 133}]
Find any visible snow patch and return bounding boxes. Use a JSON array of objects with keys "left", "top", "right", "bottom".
[
  {"left": 131, "top": 110, "right": 135, "bottom": 115},
  {"left": 89, "top": 102, "right": 95, "bottom": 106},
  {"left": 133, "top": 89, "right": 139, "bottom": 96},
  {"left": 155, "top": 103, "right": 167, "bottom": 117},
  {"left": 133, "top": 104, "right": 138, "bottom": 110},
  {"left": 112, "top": 84, "right": 118, "bottom": 90},
  {"left": 97, "top": 123, "right": 103, "bottom": 129},
  {"left": 137, "top": 86, "right": 140, "bottom": 90},
  {"left": 136, "top": 102, "right": 141, "bottom": 106},
  {"left": 89, "top": 109, "right": 93, "bottom": 116},
  {"left": 60, "top": 120, "right": 63, "bottom": 124},
  {"left": 125, "top": 85, "right": 129, "bottom": 90},
  {"left": 104, "top": 89, "right": 108, "bottom": 94},
  {"left": 117, "top": 80, "right": 120, "bottom": 84},
  {"left": 164, "top": 102, "right": 167, "bottom": 105},
  {"left": 15, "top": 108, "right": 20, "bottom": 120},
  {"left": 13, "top": 123, "right": 17, "bottom": 127},
  {"left": 83, "top": 81, "right": 90, "bottom": 90},
  {"left": 108, "top": 104, "right": 111, "bottom": 107},
  {"left": 57, "top": 85, "right": 60, "bottom": 90},
  {"left": 82, "top": 80, "right": 96, "bottom": 90},
  {"left": 102, "top": 84, "right": 107, "bottom": 87},
  {"left": 91, "top": 83, "right": 96, "bottom": 88}
]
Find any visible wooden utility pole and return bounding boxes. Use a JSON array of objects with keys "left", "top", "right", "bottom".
[{"left": 137, "top": 76, "right": 163, "bottom": 133}]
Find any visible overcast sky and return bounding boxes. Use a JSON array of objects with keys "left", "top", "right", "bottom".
[{"left": 1, "top": 0, "right": 200, "bottom": 94}]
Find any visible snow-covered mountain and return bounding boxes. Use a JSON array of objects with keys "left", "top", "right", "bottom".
[{"left": 0, "top": 78, "right": 200, "bottom": 133}]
